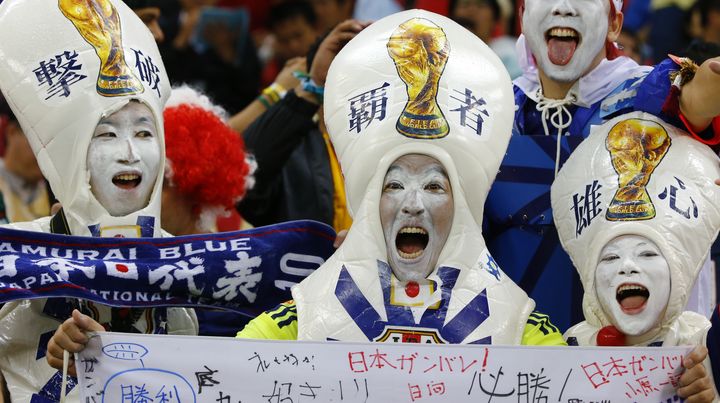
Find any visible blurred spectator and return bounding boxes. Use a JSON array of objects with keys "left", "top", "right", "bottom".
[
  {"left": 451, "top": 0, "right": 521, "bottom": 78},
  {"left": 647, "top": 0, "right": 695, "bottom": 62},
  {"left": 271, "top": 1, "right": 319, "bottom": 62},
  {"left": 228, "top": 3, "right": 313, "bottom": 134},
  {"left": 683, "top": 39, "right": 720, "bottom": 64},
  {"left": 310, "top": 0, "right": 354, "bottom": 32},
  {"left": 237, "top": 20, "right": 368, "bottom": 232},
  {"left": 261, "top": 1, "right": 319, "bottom": 86},
  {"left": 162, "top": 85, "right": 256, "bottom": 336},
  {"left": 310, "top": 0, "right": 401, "bottom": 33},
  {"left": 352, "top": 0, "right": 402, "bottom": 21},
  {"left": 407, "top": 0, "right": 451, "bottom": 15},
  {"left": 689, "top": 0, "right": 720, "bottom": 45},
  {"left": 0, "top": 96, "right": 51, "bottom": 224},
  {"left": 123, "top": 0, "right": 165, "bottom": 42},
  {"left": 452, "top": 0, "right": 500, "bottom": 42},
  {"left": 161, "top": 0, "right": 262, "bottom": 113},
  {"left": 216, "top": 0, "right": 278, "bottom": 33},
  {"left": 624, "top": 0, "right": 696, "bottom": 63},
  {"left": 623, "top": 0, "right": 652, "bottom": 32},
  {"left": 617, "top": 28, "right": 646, "bottom": 64},
  {"left": 229, "top": 56, "right": 307, "bottom": 133}
]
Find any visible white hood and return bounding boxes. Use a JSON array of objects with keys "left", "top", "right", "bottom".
[
  {"left": 552, "top": 112, "right": 720, "bottom": 344},
  {"left": 0, "top": 0, "right": 170, "bottom": 237},
  {"left": 293, "top": 9, "right": 533, "bottom": 344}
]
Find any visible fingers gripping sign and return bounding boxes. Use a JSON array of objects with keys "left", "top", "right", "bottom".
[
  {"left": 677, "top": 345, "right": 715, "bottom": 403},
  {"left": 46, "top": 309, "right": 105, "bottom": 378}
]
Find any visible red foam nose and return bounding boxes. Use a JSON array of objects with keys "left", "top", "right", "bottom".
[{"left": 596, "top": 325, "right": 626, "bottom": 346}]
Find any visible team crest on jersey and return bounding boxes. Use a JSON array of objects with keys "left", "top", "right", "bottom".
[
  {"left": 374, "top": 326, "right": 447, "bottom": 344},
  {"left": 334, "top": 260, "right": 492, "bottom": 344},
  {"left": 89, "top": 216, "right": 156, "bottom": 238}
]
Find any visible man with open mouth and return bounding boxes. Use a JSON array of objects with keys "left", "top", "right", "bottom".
[
  {"left": 232, "top": 9, "right": 568, "bottom": 348},
  {"left": 87, "top": 100, "right": 162, "bottom": 218},
  {"left": 380, "top": 154, "right": 453, "bottom": 285},
  {"left": 0, "top": 1, "right": 198, "bottom": 401},
  {"left": 484, "top": 0, "right": 720, "bottom": 334},
  {"left": 594, "top": 235, "right": 671, "bottom": 339},
  {"left": 552, "top": 112, "right": 720, "bottom": 401}
]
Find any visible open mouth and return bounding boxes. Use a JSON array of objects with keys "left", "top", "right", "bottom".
[
  {"left": 395, "top": 227, "right": 429, "bottom": 260},
  {"left": 616, "top": 283, "right": 649, "bottom": 314},
  {"left": 112, "top": 173, "right": 142, "bottom": 190},
  {"left": 545, "top": 27, "right": 579, "bottom": 66}
]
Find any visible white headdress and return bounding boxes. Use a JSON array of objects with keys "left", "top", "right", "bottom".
[
  {"left": 0, "top": 0, "right": 170, "bottom": 237},
  {"left": 552, "top": 112, "right": 720, "bottom": 343},
  {"left": 293, "top": 9, "right": 534, "bottom": 344}
]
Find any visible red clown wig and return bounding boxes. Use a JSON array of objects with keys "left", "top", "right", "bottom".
[{"left": 163, "top": 86, "right": 254, "bottom": 224}]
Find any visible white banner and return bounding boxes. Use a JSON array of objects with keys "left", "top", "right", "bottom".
[{"left": 77, "top": 332, "right": 692, "bottom": 402}]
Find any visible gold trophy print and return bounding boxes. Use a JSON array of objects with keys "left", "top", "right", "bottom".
[
  {"left": 387, "top": 18, "right": 450, "bottom": 139},
  {"left": 59, "top": 0, "right": 143, "bottom": 97},
  {"left": 605, "top": 119, "right": 671, "bottom": 221}
]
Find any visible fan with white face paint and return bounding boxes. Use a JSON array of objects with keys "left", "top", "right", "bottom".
[
  {"left": 87, "top": 101, "right": 161, "bottom": 217},
  {"left": 595, "top": 235, "right": 671, "bottom": 337},
  {"left": 522, "top": 0, "right": 611, "bottom": 83},
  {"left": 380, "top": 154, "right": 454, "bottom": 283}
]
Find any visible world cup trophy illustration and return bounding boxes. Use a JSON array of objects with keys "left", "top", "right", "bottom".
[
  {"left": 387, "top": 18, "right": 450, "bottom": 139},
  {"left": 59, "top": 0, "right": 144, "bottom": 96},
  {"left": 605, "top": 119, "right": 671, "bottom": 221}
]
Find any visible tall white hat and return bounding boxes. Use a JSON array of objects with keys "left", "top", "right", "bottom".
[
  {"left": 324, "top": 9, "right": 515, "bottom": 226},
  {"left": 294, "top": 9, "right": 534, "bottom": 344},
  {"left": 0, "top": 0, "right": 170, "bottom": 236},
  {"left": 552, "top": 112, "right": 720, "bottom": 335}
]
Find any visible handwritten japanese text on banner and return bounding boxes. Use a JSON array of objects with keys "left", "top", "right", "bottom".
[{"left": 78, "top": 332, "right": 691, "bottom": 402}]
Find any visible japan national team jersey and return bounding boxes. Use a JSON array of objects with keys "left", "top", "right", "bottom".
[{"left": 237, "top": 301, "right": 566, "bottom": 346}]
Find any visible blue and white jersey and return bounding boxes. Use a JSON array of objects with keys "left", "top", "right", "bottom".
[{"left": 485, "top": 58, "right": 681, "bottom": 331}]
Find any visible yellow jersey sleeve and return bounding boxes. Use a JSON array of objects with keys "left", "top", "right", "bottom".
[
  {"left": 236, "top": 301, "right": 298, "bottom": 340},
  {"left": 521, "top": 311, "right": 567, "bottom": 346}
]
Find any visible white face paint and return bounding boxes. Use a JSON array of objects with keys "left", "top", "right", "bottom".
[
  {"left": 523, "top": 0, "right": 609, "bottom": 83},
  {"left": 595, "top": 235, "right": 671, "bottom": 336},
  {"left": 380, "top": 154, "right": 454, "bottom": 282},
  {"left": 87, "top": 101, "right": 161, "bottom": 217}
]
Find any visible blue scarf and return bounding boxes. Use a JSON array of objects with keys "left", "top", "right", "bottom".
[{"left": 0, "top": 220, "right": 335, "bottom": 316}]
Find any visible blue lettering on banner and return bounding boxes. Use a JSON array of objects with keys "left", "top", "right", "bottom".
[
  {"left": 658, "top": 177, "right": 698, "bottom": 220},
  {"left": 132, "top": 48, "right": 161, "bottom": 97},
  {"left": 572, "top": 180, "right": 603, "bottom": 236},
  {"left": 348, "top": 82, "right": 390, "bottom": 134},
  {"left": 33, "top": 50, "right": 87, "bottom": 100},
  {"left": 0, "top": 220, "right": 335, "bottom": 316},
  {"left": 450, "top": 88, "right": 489, "bottom": 135}
]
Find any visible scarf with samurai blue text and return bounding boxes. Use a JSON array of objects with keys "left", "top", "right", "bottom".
[{"left": 0, "top": 220, "right": 335, "bottom": 316}]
